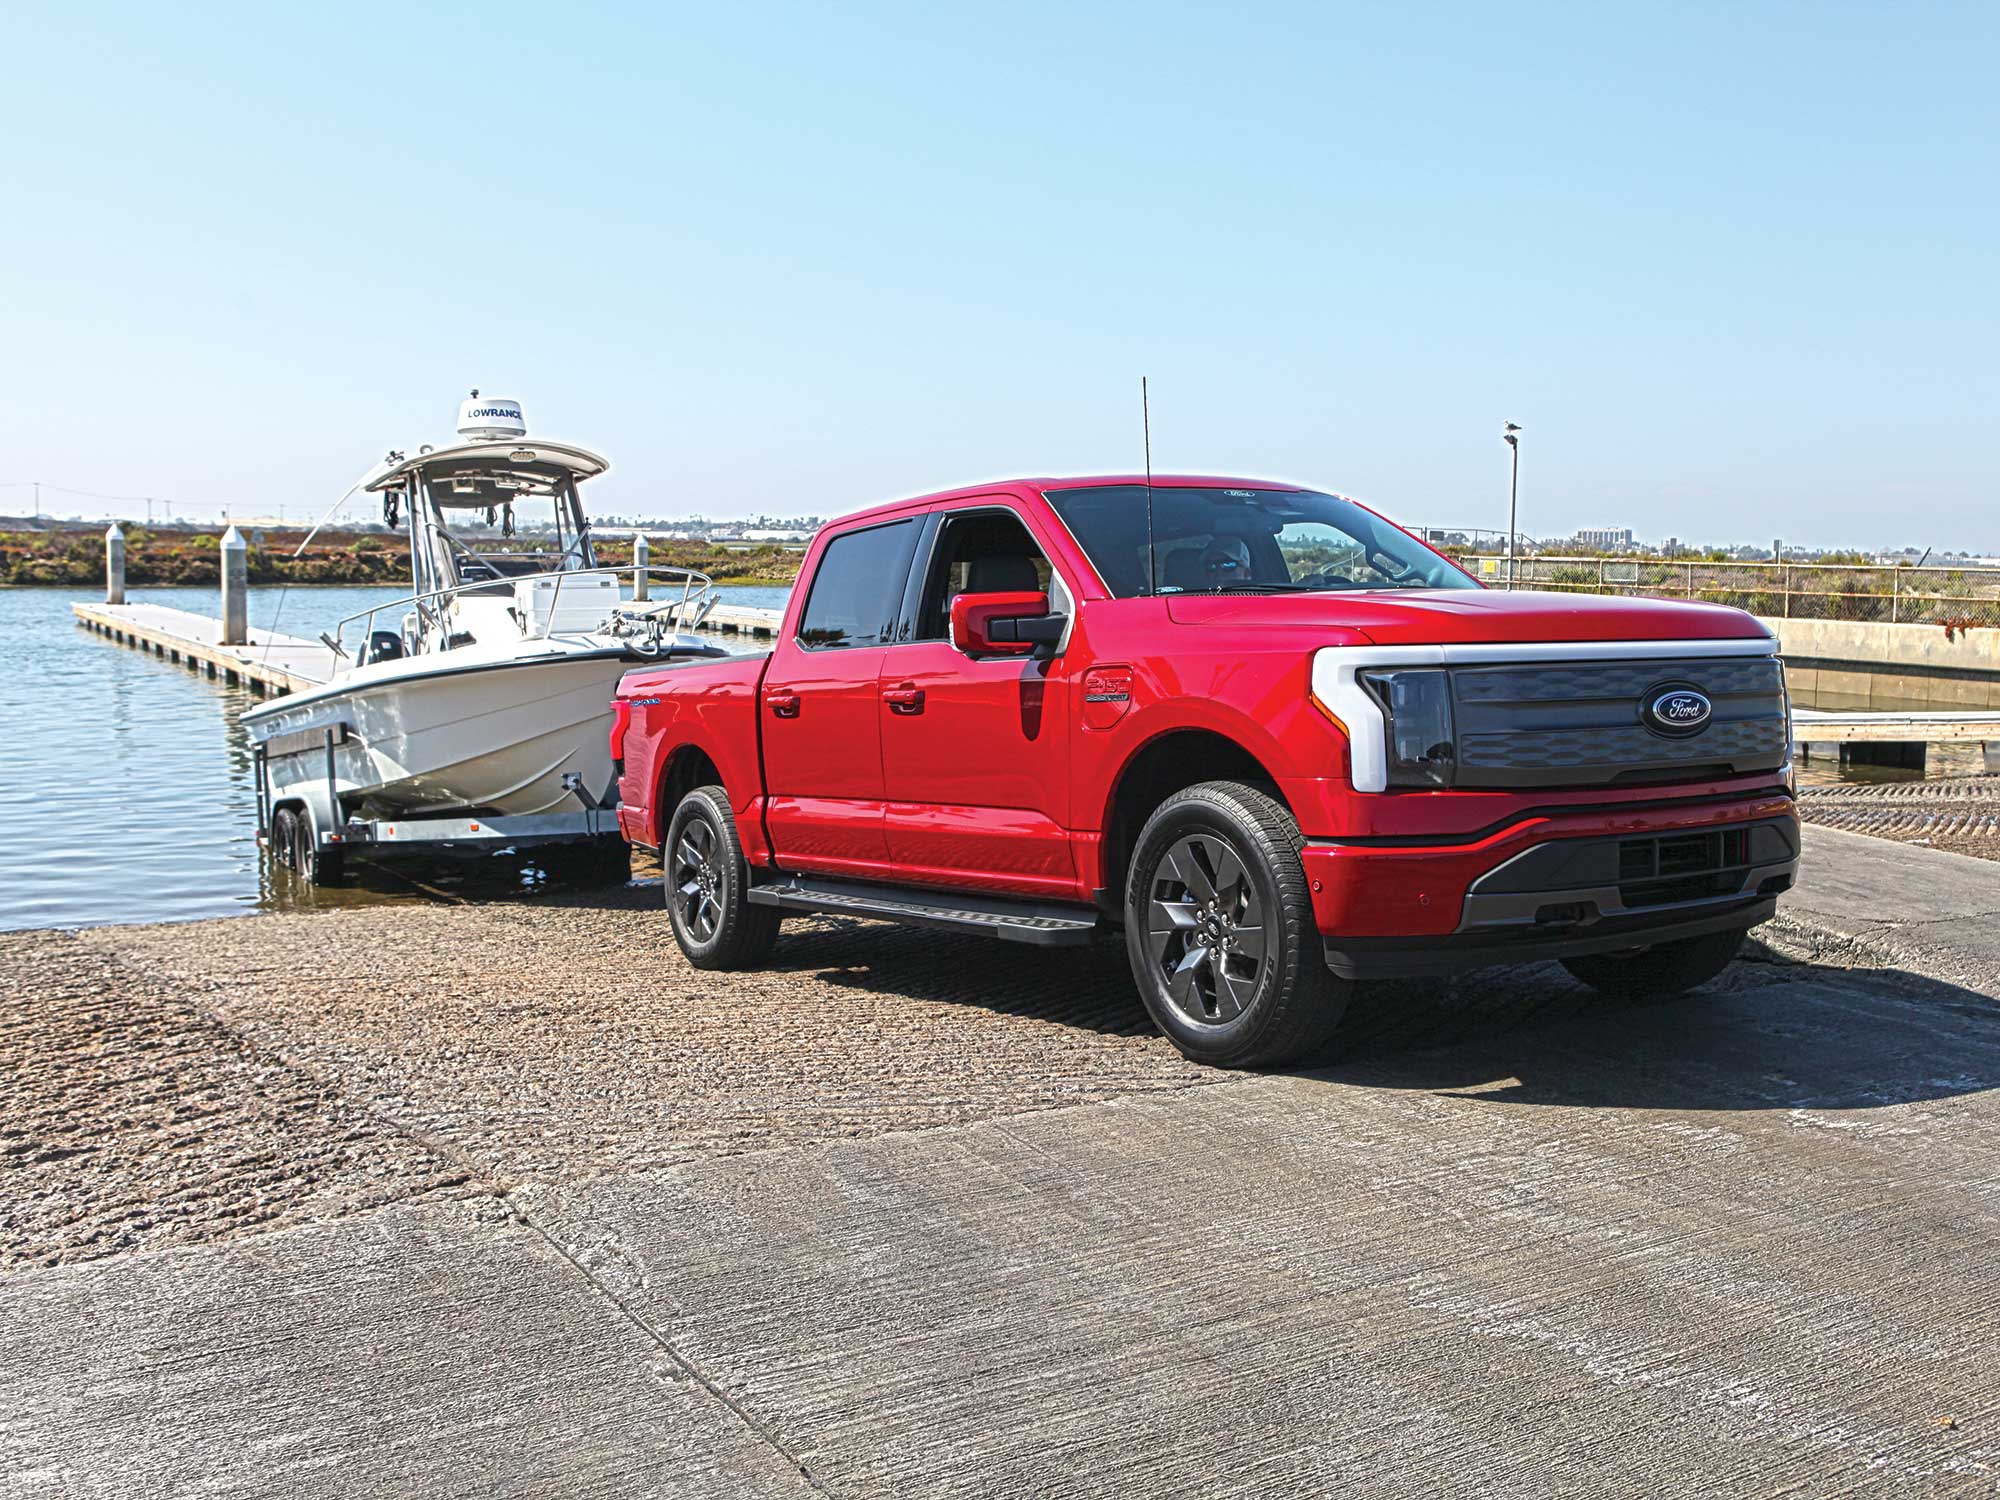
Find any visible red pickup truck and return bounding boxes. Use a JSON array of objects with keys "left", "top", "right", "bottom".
[{"left": 612, "top": 477, "right": 1798, "bottom": 1067}]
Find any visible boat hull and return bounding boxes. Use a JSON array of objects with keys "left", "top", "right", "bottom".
[{"left": 250, "top": 651, "right": 632, "bottom": 818}]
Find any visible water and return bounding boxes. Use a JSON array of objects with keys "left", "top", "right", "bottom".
[{"left": 0, "top": 583, "right": 783, "bottom": 932}]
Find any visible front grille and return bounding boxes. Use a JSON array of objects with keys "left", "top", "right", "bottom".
[
  {"left": 1615, "top": 827, "right": 1755, "bottom": 907},
  {"left": 1447, "top": 655, "right": 1788, "bottom": 789}
]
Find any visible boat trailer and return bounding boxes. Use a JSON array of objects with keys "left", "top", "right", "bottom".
[{"left": 253, "top": 724, "right": 623, "bottom": 882}]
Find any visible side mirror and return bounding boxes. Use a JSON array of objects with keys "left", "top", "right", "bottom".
[{"left": 950, "top": 591, "right": 1066, "bottom": 657}]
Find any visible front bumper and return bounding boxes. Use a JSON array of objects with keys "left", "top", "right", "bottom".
[
  {"left": 1322, "top": 894, "right": 1779, "bottom": 979},
  {"left": 1301, "top": 794, "right": 1800, "bottom": 980}
]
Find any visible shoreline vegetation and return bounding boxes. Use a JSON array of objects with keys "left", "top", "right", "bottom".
[{"left": 1, "top": 526, "right": 804, "bottom": 588}]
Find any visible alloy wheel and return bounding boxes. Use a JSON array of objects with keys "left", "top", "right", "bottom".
[
  {"left": 1146, "top": 833, "right": 1268, "bottom": 1024},
  {"left": 673, "top": 814, "right": 724, "bottom": 942}
]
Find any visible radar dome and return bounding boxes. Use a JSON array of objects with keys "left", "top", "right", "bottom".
[{"left": 456, "top": 392, "right": 526, "bottom": 441}]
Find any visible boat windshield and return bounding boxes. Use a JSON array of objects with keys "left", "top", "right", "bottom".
[
  {"left": 414, "top": 468, "right": 596, "bottom": 591},
  {"left": 1042, "top": 485, "right": 1477, "bottom": 598}
]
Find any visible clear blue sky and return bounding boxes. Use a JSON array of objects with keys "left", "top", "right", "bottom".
[{"left": 4, "top": 2, "right": 1994, "bottom": 550}]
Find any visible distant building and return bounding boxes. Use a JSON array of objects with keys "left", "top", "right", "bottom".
[{"left": 1573, "top": 527, "right": 1634, "bottom": 550}]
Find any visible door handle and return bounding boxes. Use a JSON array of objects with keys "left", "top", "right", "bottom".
[
  {"left": 883, "top": 683, "right": 925, "bottom": 715},
  {"left": 766, "top": 690, "right": 801, "bottom": 719}
]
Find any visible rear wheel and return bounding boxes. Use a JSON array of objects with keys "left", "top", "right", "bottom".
[
  {"left": 665, "top": 785, "right": 779, "bottom": 969},
  {"left": 1123, "top": 780, "right": 1351, "bottom": 1069},
  {"left": 1560, "top": 927, "right": 1749, "bottom": 998}
]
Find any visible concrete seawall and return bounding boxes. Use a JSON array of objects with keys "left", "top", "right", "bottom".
[{"left": 1761, "top": 615, "right": 2000, "bottom": 709}]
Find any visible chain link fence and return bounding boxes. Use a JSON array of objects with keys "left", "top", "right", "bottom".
[{"left": 1452, "top": 555, "right": 2000, "bottom": 628}]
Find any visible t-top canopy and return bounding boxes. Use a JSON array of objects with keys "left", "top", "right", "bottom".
[{"left": 364, "top": 439, "right": 610, "bottom": 505}]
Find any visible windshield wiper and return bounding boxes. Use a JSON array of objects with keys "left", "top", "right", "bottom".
[{"left": 1207, "top": 582, "right": 1318, "bottom": 593}]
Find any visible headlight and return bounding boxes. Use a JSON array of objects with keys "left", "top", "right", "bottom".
[{"left": 1360, "top": 668, "right": 1456, "bottom": 787}]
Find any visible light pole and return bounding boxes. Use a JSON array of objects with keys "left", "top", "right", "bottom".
[{"left": 1502, "top": 423, "right": 1522, "bottom": 588}]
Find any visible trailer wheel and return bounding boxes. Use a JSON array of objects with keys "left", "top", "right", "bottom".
[
  {"left": 288, "top": 807, "right": 344, "bottom": 886},
  {"left": 270, "top": 806, "right": 300, "bottom": 870},
  {"left": 665, "top": 785, "right": 778, "bottom": 969}
]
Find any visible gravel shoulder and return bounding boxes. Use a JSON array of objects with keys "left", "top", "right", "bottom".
[
  {"left": 7, "top": 890, "right": 1213, "bottom": 1266},
  {"left": 0, "top": 929, "right": 469, "bottom": 1268}
]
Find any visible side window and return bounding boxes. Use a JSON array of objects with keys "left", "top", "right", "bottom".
[
  {"left": 797, "top": 519, "right": 920, "bottom": 649},
  {"left": 914, "top": 510, "right": 1052, "bottom": 641}
]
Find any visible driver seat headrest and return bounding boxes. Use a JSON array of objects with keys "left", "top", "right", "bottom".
[{"left": 965, "top": 553, "right": 1040, "bottom": 594}]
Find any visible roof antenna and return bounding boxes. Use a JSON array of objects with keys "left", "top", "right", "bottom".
[{"left": 1142, "top": 376, "right": 1157, "bottom": 597}]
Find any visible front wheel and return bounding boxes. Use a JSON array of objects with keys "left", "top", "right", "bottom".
[
  {"left": 665, "top": 785, "right": 780, "bottom": 969},
  {"left": 1123, "top": 780, "right": 1351, "bottom": 1069},
  {"left": 1560, "top": 926, "right": 1749, "bottom": 999}
]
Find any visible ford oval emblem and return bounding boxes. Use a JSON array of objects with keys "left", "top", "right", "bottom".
[{"left": 1644, "top": 686, "right": 1713, "bottom": 736}]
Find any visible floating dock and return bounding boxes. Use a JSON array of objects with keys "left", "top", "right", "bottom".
[
  {"left": 1791, "top": 708, "right": 2000, "bottom": 744},
  {"left": 699, "top": 602, "right": 784, "bottom": 639},
  {"left": 72, "top": 601, "right": 340, "bottom": 694},
  {"left": 72, "top": 598, "right": 787, "bottom": 699}
]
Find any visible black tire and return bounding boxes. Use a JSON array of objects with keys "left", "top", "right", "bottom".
[
  {"left": 289, "top": 807, "right": 344, "bottom": 885},
  {"left": 1560, "top": 926, "right": 1749, "bottom": 998},
  {"left": 1123, "top": 780, "right": 1351, "bottom": 1069},
  {"left": 270, "top": 806, "right": 300, "bottom": 870},
  {"left": 664, "top": 784, "right": 779, "bottom": 969}
]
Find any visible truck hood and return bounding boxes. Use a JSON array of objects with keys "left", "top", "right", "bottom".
[{"left": 1163, "top": 588, "right": 1770, "bottom": 646}]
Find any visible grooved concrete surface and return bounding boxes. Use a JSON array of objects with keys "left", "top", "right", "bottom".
[
  {"left": 1799, "top": 773, "right": 2000, "bottom": 862},
  {"left": 4, "top": 827, "right": 2000, "bottom": 1497}
]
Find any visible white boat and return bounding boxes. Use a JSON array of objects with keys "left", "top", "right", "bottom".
[{"left": 244, "top": 395, "right": 724, "bottom": 873}]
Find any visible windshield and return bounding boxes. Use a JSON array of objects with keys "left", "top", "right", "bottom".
[{"left": 1042, "top": 485, "right": 1477, "bottom": 598}]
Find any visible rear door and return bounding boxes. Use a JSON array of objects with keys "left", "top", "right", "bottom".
[
  {"left": 877, "top": 502, "right": 1079, "bottom": 898},
  {"left": 760, "top": 515, "right": 922, "bottom": 876}
]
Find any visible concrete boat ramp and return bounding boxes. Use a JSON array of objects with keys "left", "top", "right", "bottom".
[{"left": 5, "top": 826, "right": 2000, "bottom": 1497}]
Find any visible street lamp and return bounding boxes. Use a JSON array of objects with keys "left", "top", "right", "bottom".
[{"left": 1502, "top": 422, "right": 1522, "bottom": 589}]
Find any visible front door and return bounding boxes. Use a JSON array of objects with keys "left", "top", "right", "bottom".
[
  {"left": 761, "top": 515, "right": 922, "bottom": 876},
  {"left": 878, "top": 505, "right": 1077, "bottom": 898}
]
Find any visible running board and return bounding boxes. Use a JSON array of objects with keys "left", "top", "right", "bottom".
[{"left": 747, "top": 875, "right": 1100, "bottom": 946}]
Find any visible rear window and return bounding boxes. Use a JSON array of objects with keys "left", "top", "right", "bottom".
[{"left": 796, "top": 519, "right": 920, "bottom": 649}]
